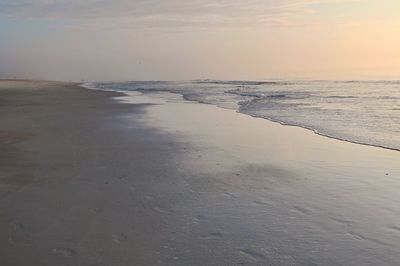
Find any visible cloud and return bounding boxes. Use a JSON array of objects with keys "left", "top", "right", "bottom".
[{"left": 0, "top": 0, "right": 358, "bottom": 29}]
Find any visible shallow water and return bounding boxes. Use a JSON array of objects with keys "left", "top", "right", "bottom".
[{"left": 87, "top": 80, "right": 400, "bottom": 151}]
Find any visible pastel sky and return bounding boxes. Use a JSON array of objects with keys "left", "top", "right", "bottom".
[{"left": 0, "top": 0, "right": 399, "bottom": 81}]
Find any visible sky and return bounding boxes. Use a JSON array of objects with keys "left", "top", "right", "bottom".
[{"left": 0, "top": 0, "right": 399, "bottom": 81}]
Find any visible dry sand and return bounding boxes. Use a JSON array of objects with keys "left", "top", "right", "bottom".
[{"left": 1, "top": 81, "right": 400, "bottom": 265}]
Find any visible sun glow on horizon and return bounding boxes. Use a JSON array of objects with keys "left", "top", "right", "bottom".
[{"left": 0, "top": 0, "right": 399, "bottom": 81}]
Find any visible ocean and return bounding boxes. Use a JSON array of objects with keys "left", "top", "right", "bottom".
[{"left": 87, "top": 80, "right": 400, "bottom": 151}]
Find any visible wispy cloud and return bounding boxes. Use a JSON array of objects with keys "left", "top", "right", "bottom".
[{"left": 0, "top": 0, "right": 358, "bottom": 29}]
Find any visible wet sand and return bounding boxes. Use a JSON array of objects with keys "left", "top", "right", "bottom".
[
  {"left": 1, "top": 81, "right": 400, "bottom": 265},
  {"left": 0, "top": 81, "right": 186, "bottom": 265}
]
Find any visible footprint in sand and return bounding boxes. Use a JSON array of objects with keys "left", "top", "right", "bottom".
[
  {"left": 239, "top": 248, "right": 265, "bottom": 262},
  {"left": 145, "top": 195, "right": 154, "bottom": 201},
  {"left": 112, "top": 232, "right": 128, "bottom": 244},
  {"left": 331, "top": 217, "right": 353, "bottom": 226},
  {"left": 193, "top": 214, "right": 207, "bottom": 224},
  {"left": 8, "top": 235, "right": 32, "bottom": 247},
  {"left": 387, "top": 225, "right": 400, "bottom": 233},
  {"left": 223, "top": 192, "right": 236, "bottom": 198},
  {"left": 347, "top": 231, "right": 392, "bottom": 247},
  {"left": 292, "top": 205, "right": 312, "bottom": 215},
  {"left": 52, "top": 248, "right": 76, "bottom": 258},
  {"left": 200, "top": 232, "right": 223, "bottom": 240},
  {"left": 10, "top": 222, "right": 24, "bottom": 231},
  {"left": 251, "top": 200, "right": 271, "bottom": 207},
  {"left": 8, "top": 222, "right": 32, "bottom": 247}
]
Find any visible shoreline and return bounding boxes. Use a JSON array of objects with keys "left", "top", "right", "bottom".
[
  {"left": 244, "top": 112, "right": 400, "bottom": 153},
  {"left": 82, "top": 82, "right": 400, "bottom": 153}
]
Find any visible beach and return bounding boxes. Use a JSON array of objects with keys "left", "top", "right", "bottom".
[{"left": 1, "top": 80, "right": 400, "bottom": 265}]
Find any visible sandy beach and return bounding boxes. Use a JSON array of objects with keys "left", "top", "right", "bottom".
[{"left": 1, "top": 80, "right": 400, "bottom": 266}]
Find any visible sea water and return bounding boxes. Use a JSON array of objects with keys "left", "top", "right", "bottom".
[{"left": 88, "top": 80, "right": 400, "bottom": 151}]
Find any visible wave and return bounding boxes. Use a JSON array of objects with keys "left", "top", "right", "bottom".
[
  {"left": 327, "top": 96, "right": 358, "bottom": 99},
  {"left": 192, "top": 79, "right": 291, "bottom": 86},
  {"left": 235, "top": 111, "right": 400, "bottom": 152},
  {"left": 225, "top": 88, "right": 288, "bottom": 99},
  {"left": 82, "top": 80, "right": 400, "bottom": 152},
  {"left": 332, "top": 80, "right": 400, "bottom": 85}
]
